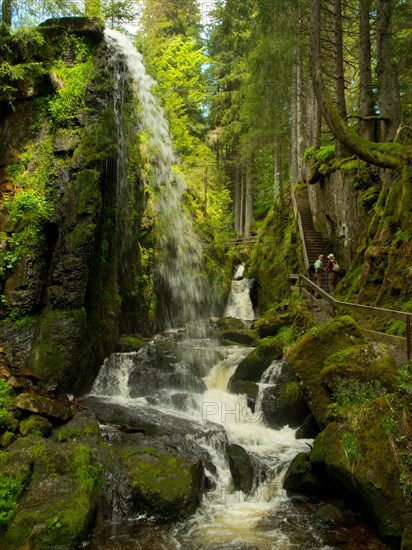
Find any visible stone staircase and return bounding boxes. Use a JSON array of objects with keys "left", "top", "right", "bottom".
[{"left": 294, "top": 194, "right": 331, "bottom": 270}]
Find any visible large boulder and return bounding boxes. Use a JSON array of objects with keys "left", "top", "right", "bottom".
[
  {"left": 115, "top": 442, "right": 204, "bottom": 520},
  {"left": 229, "top": 337, "right": 283, "bottom": 386},
  {"left": 227, "top": 443, "right": 255, "bottom": 494},
  {"left": 286, "top": 315, "right": 366, "bottom": 427},
  {"left": 310, "top": 401, "right": 412, "bottom": 542},
  {"left": 261, "top": 380, "right": 310, "bottom": 429}
]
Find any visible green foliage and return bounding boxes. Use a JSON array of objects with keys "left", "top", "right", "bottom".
[
  {"left": 315, "top": 145, "right": 336, "bottom": 163},
  {"left": 48, "top": 59, "right": 94, "bottom": 126},
  {"left": 0, "top": 139, "right": 55, "bottom": 276},
  {"left": 0, "top": 380, "right": 15, "bottom": 432},
  {"left": 0, "top": 471, "right": 22, "bottom": 529},
  {"left": 328, "top": 378, "right": 386, "bottom": 422}
]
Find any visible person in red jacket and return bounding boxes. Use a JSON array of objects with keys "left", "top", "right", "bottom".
[{"left": 325, "top": 253, "right": 338, "bottom": 294}]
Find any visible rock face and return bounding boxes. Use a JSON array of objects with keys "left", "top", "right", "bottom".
[
  {"left": 0, "top": 18, "right": 151, "bottom": 394},
  {"left": 0, "top": 412, "right": 205, "bottom": 549},
  {"left": 285, "top": 315, "right": 412, "bottom": 547}
]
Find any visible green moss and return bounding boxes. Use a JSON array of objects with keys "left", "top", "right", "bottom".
[
  {"left": 286, "top": 316, "right": 366, "bottom": 427},
  {"left": 28, "top": 308, "right": 88, "bottom": 391},
  {"left": 0, "top": 380, "right": 16, "bottom": 432}
]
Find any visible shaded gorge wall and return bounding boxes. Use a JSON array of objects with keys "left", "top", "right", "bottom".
[{"left": 0, "top": 18, "right": 154, "bottom": 394}]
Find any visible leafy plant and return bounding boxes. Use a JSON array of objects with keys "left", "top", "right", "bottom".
[{"left": 0, "top": 380, "right": 15, "bottom": 431}]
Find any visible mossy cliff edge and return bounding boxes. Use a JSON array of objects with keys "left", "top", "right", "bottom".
[{"left": 0, "top": 19, "right": 155, "bottom": 394}]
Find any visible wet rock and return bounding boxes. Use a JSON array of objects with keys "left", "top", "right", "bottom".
[
  {"left": 227, "top": 443, "right": 255, "bottom": 494},
  {"left": 222, "top": 329, "right": 260, "bottom": 347},
  {"left": 230, "top": 380, "right": 259, "bottom": 412},
  {"left": 2, "top": 435, "right": 101, "bottom": 549},
  {"left": 14, "top": 392, "right": 74, "bottom": 422},
  {"left": 115, "top": 442, "right": 205, "bottom": 520},
  {"left": 283, "top": 451, "right": 327, "bottom": 497},
  {"left": 311, "top": 502, "right": 350, "bottom": 525},
  {"left": 19, "top": 414, "right": 53, "bottom": 437},
  {"left": 229, "top": 337, "right": 283, "bottom": 385},
  {"left": 295, "top": 413, "right": 320, "bottom": 439}
]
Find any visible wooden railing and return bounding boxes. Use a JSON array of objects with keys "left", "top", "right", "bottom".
[
  {"left": 291, "top": 191, "right": 310, "bottom": 271},
  {"left": 290, "top": 273, "right": 412, "bottom": 362}
]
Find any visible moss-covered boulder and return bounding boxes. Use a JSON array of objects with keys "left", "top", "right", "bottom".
[
  {"left": 116, "top": 444, "right": 204, "bottom": 520},
  {"left": 19, "top": 414, "right": 53, "bottom": 437},
  {"left": 310, "top": 399, "right": 412, "bottom": 542},
  {"left": 286, "top": 316, "right": 366, "bottom": 427},
  {"left": 320, "top": 343, "right": 398, "bottom": 395},
  {"left": 261, "top": 380, "right": 310, "bottom": 429},
  {"left": 14, "top": 391, "right": 74, "bottom": 422},
  {"left": 283, "top": 451, "right": 327, "bottom": 497},
  {"left": 229, "top": 337, "right": 283, "bottom": 385},
  {"left": 1, "top": 434, "right": 103, "bottom": 549},
  {"left": 222, "top": 328, "right": 260, "bottom": 347}
]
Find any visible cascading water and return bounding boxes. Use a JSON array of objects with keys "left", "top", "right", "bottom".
[
  {"left": 83, "top": 32, "right": 389, "bottom": 550},
  {"left": 224, "top": 263, "right": 256, "bottom": 321},
  {"left": 104, "top": 30, "right": 207, "bottom": 328}
]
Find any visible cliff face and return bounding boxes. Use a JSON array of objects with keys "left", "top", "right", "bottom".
[{"left": 0, "top": 19, "right": 152, "bottom": 394}]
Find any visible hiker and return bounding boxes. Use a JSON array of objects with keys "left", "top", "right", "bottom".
[
  {"left": 325, "top": 253, "right": 339, "bottom": 294},
  {"left": 314, "top": 254, "right": 324, "bottom": 293}
]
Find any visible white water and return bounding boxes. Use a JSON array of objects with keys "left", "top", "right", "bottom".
[
  {"left": 89, "top": 338, "right": 322, "bottom": 548},
  {"left": 104, "top": 30, "right": 207, "bottom": 327}
]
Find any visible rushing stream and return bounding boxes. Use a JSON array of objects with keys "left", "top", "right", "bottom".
[{"left": 82, "top": 32, "right": 392, "bottom": 550}]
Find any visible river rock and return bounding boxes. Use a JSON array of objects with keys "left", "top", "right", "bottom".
[
  {"left": 229, "top": 337, "right": 283, "bottom": 385},
  {"left": 261, "top": 381, "right": 310, "bottom": 429},
  {"left": 283, "top": 451, "right": 326, "bottom": 497},
  {"left": 14, "top": 392, "right": 74, "bottom": 422},
  {"left": 227, "top": 443, "right": 255, "bottom": 494},
  {"left": 19, "top": 414, "right": 53, "bottom": 437}
]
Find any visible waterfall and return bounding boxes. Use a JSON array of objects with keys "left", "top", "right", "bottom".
[
  {"left": 104, "top": 30, "right": 207, "bottom": 328},
  {"left": 224, "top": 264, "right": 255, "bottom": 320},
  {"left": 86, "top": 333, "right": 331, "bottom": 548}
]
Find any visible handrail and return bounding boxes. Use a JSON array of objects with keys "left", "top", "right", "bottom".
[
  {"left": 290, "top": 273, "right": 412, "bottom": 362},
  {"left": 291, "top": 190, "right": 310, "bottom": 271}
]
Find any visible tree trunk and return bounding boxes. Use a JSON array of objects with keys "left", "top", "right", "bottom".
[
  {"left": 1, "top": 0, "right": 12, "bottom": 34},
  {"left": 234, "top": 160, "right": 242, "bottom": 235},
  {"left": 333, "top": 0, "right": 349, "bottom": 156},
  {"left": 376, "top": 0, "right": 401, "bottom": 141},
  {"left": 309, "top": 0, "right": 401, "bottom": 171},
  {"left": 244, "top": 162, "right": 253, "bottom": 238},
  {"left": 274, "top": 137, "right": 283, "bottom": 208},
  {"left": 290, "top": 63, "right": 299, "bottom": 182},
  {"left": 359, "top": 0, "right": 377, "bottom": 141}
]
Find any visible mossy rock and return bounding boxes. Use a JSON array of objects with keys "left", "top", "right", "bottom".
[
  {"left": 229, "top": 337, "right": 283, "bottom": 385},
  {"left": 222, "top": 328, "right": 260, "bottom": 347},
  {"left": 2, "top": 435, "right": 103, "bottom": 549},
  {"left": 286, "top": 316, "right": 366, "bottom": 427},
  {"left": 252, "top": 307, "right": 290, "bottom": 337},
  {"left": 320, "top": 343, "right": 398, "bottom": 395},
  {"left": 27, "top": 308, "right": 89, "bottom": 393},
  {"left": 19, "top": 414, "right": 53, "bottom": 437},
  {"left": 52, "top": 412, "right": 101, "bottom": 444},
  {"left": 118, "top": 333, "right": 146, "bottom": 352},
  {"left": 261, "top": 381, "right": 310, "bottom": 429},
  {"left": 117, "top": 445, "right": 204, "bottom": 520},
  {"left": 215, "top": 317, "right": 246, "bottom": 331},
  {"left": 310, "top": 400, "right": 412, "bottom": 541},
  {"left": 283, "top": 451, "right": 327, "bottom": 497},
  {"left": 14, "top": 392, "right": 74, "bottom": 422}
]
